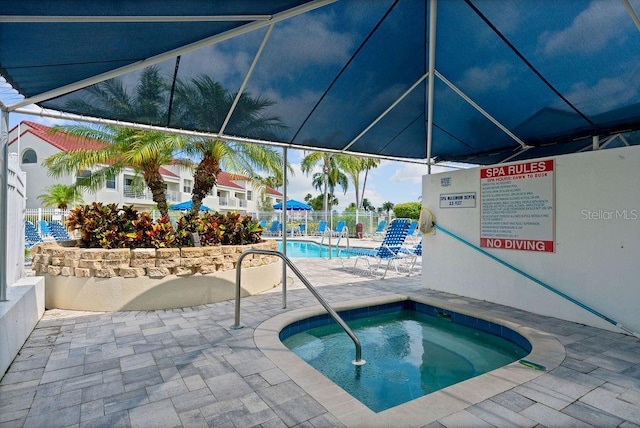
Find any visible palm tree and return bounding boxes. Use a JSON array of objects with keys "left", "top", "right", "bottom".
[
  {"left": 43, "top": 126, "right": 188, "bottom": 217},
  {"left": 38, "top": 184, "right": 84, "bottom": 210},
  {"left": 301, "top": 152, "right": 349, "bottom": 219},
  {"left": 382, "top": 201, "right": 395, "bottom": 222},
  {"left": 342, "top": 156, "right": 380, "bottom": 210},
  {"left": 172, "top": 75, "right": 289, "bottom": 214},
  {"left": 361, "top": 198, "right": 375, "bottom": 212},
  {"left": 48, "top": 66, "right": 190, "bottom": 217}
]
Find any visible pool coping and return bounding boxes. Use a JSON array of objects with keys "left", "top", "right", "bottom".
[{"left": 254, "top": 293, "right": 566, "bottom": 428}]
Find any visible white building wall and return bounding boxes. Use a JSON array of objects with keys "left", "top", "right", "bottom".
[{"left": 422, "top": 146, "right": 640, "bottom": 335}]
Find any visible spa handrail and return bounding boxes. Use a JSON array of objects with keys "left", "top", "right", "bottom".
[{"left": 232, "top": 249, "right": 364, "bottom": 365}]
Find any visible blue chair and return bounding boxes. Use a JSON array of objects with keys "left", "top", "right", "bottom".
[
  {"left": 47, "top": 220, "right": 72, "bottom": 241},
  {"left": 314, "top": 220, "right": 327, "bottom": 236},
  {"left": 39, "top": 220, "right": 52, "bottom": 236},
  {"left": 347, "top": 218, "right": 411, "bottom": 278},
  {"left": 298, "top": 224, "right": 306, "bottom": 235},
  {"left": 333, "top": 220, "right": 347, "bottom": 237},
  {"left": 267, "top": 220, "right": 280, "bottom": 236},
  {"left": 370, "top": 220, "right": 387, "bottom": 240},
  {"left": 406, "top": 220, "right": 420, "bottom": 243},
  {"left": 259, "top": 219, "right": 268, "bottom": 229},
  {"left": 400, "top": 241, "right": 422, "bottom": 274},
  {"left": 25, "top": 221, "right": 44, "bottom": 248}
]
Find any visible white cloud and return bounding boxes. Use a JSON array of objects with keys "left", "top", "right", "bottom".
[
  {"left": 389, "top": 163, "right": 430, "bottom": 184},
  {"left": 562, "top": 72, "right": 640, "bottom": 114},
  {"left": 458, "top": 62, "right": 514, "bottom": 94},
  {"left": 538, "top": 0, "right": 629, "bottom": 56}
]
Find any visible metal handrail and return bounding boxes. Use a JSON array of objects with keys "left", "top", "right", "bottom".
[{"left": 231, "top": 249, "right": 365, "bottom": 365}]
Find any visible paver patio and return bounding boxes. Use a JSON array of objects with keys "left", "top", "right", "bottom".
[{"left": 1, "top": 255, "right": 639, "bottom": 427}]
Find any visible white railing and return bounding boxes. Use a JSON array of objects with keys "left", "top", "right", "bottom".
[
  {"left": 7, "top": 154, "right": 26, "bottom": 282},
  {"left": 122, "top": 186, "right": 181, "bottom": 202},
  {"left": 238, "top": 199, "right": 247, "bottom": 208}
]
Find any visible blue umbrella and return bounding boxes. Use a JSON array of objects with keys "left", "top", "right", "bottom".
[
  {"left": 272, "top": 199, "right": 312, "bottom": 211},
  {"left": 170, "top": 200, "right": 210, "bottom": 211}
]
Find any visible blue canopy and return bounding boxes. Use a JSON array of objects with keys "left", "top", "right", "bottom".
[
  {"left": 1, "top": 1, "right": 639, "bottom": 164},
  {"left": 273, "top": 200, "right": 312, "bottom": 211},
  {"left": 170, "top": 201, "right": 210, "bottom": 212}
]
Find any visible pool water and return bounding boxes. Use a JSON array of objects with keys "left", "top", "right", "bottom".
[
  {"left": 282, "top": 307, "right": 528, "bottom": 412},
  {"left": 276, "top": 240, "right": 345, "bottom": 258}
]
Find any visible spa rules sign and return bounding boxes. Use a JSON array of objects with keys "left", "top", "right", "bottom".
[{"left": 480, "top": 160, "right": 555, "bottom": 252}]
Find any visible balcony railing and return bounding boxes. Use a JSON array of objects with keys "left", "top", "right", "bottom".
[
  {"left": 123, "top": 186, "right": 181, "bottom": 202},
  {"left": 218, "top": 197, "right": 248, "bottom": 209}
]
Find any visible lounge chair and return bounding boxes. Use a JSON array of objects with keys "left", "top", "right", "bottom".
[
  {"left": 314, "top": 220, "right": 328, "bottom": 236},
  {"left": 333, "top": 220, "right": 347, "bottom": 237},
  {"left": 406, "top": 220, "right": 420, "bottom": 243},
  {"left": 347, "top": 218, "right": 411, "bottom": 278},
  {"left": 47, "top": 220, "right": 72, "bottom": 241},
  {"left": 259, "top": 219, "right": 268, "bottom": 229},
  {"left": 266, "top": 220, "right": 280, "bottom": 236},
  {"left": 399, "top": 241, "right": 422, "bottom": 274},
  {"left": 25, "top": 221, "right": 44, "bottom": 248},
  {"left": 38, "top": 220, "right": 52, "bottom": 236},
  {"left": 370, "top": 220, "right": 387, "bottom": 240}
]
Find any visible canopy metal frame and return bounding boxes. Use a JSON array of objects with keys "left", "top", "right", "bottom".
[{"left": 2, "top": 0, "right": 640, "bottom": 299}]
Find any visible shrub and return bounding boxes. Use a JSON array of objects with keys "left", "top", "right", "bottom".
[
  {"left": 66, "top": 203, "right": 262, "bottom": 249},
  {"left": 393, "top": 202, "right": 421, "bottom": 220}
]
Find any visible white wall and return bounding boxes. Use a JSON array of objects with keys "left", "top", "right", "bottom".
[
  {"left": 422, "top": 146, "right": 640, "bottom": 334},
  {"left": 7, "top": 154, "right": 26, "bottom": 284}
]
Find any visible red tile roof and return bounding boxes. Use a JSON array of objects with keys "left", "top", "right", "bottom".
[
  {"left": 216, "top": 172, "right": 244, "bottom": 190},
  {"left": 266, "top": 186, "right": 282, "bottom": 196}
]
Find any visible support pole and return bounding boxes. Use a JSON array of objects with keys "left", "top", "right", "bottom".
[
  {"left": 426, "top": 0, "right": 437, "bottom": 174},
  {"left": 592, "top": 135, "right": 600, "bottom": 151},
  {"left": 281, "top": 147, "right": 288, "bottom": 309},
  {"left": 0, "top": 109, "right": 9, "bottom": 301}
]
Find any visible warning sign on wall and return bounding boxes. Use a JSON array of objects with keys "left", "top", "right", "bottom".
[{"left": 480, "top": 160, "right": 555, "bottom": 252}]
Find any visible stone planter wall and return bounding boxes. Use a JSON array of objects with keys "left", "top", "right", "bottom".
[
  {"left": 30, "top": 240, "right": 278, "bottom": 279},
  {"left": 29, "top": 240, "right": 282, "bottom": 311}
]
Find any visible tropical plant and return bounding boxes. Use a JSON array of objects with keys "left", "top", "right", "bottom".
[
  {"left": 301, "top": 152, "right": 349, "bottom": 219},
  {"left": 393, "top": 202, "right": 421, "bottom": 220},
  {"left": 66, "top": 203, "right": 177, "bottom": 248},
  {"left": 38, "top": 184, "right": 84, "bottom": 210},
  {"left": 171, "top": 75, "right": 290, "bottom": 214},
  {"left": 66, "top": 203, "right": 262, "bottom": 249}
]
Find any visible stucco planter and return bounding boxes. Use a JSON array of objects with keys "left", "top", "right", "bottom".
[{"left": 30, "top": 241, "right": 281, "bottom": 311}]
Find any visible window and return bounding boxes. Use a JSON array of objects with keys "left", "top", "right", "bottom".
[
  {"left": 247, "top": 190, "right": 253, "bottom": 201},
  {"left": 105, "top": 174, "right": 116, "bottom": 189},
  {"left": 183, "top": 179, "right": 192, "bottom": 193},
  {"left": 21, "top": 149, "right": 37, "bottom": 164},
  {"left": 76, "top": 170, "right": 91, "bottom": 184}
]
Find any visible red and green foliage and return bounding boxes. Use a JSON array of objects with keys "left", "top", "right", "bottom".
[{"left": 66, "top": 203, "right": 262, "bottom": 249}]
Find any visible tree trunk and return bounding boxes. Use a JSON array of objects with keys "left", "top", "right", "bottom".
[
  {"left": 191, "top": 154, "right": 221, "bottom": 214},
  {"left": 361, "top": 169, "right": 370, "bottom": 210},
  {"left": 144, "top": 170, "right": 169, "bottom": 217}
]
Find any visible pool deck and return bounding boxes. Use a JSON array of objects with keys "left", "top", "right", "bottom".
[{"left": 2, "top": 248, "right": 640, "bottom": 427}]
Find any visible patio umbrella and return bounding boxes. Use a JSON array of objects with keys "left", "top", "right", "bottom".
[
  {"left": 273, "top": 199, "right": 311, "bottom": 236},
  {"left": 170, "top": 200, "right": 210, "bottom": 211},
  {"left": 272, "top": 200, "right": 312, "bottom": 211}
]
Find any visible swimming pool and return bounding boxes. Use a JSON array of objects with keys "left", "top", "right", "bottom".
[
  {"left": 280, "top": 300, "right": 529, "bottom": 412},
  {"left": 276, "top": 240, "right": 348, "bottom": 258}
]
